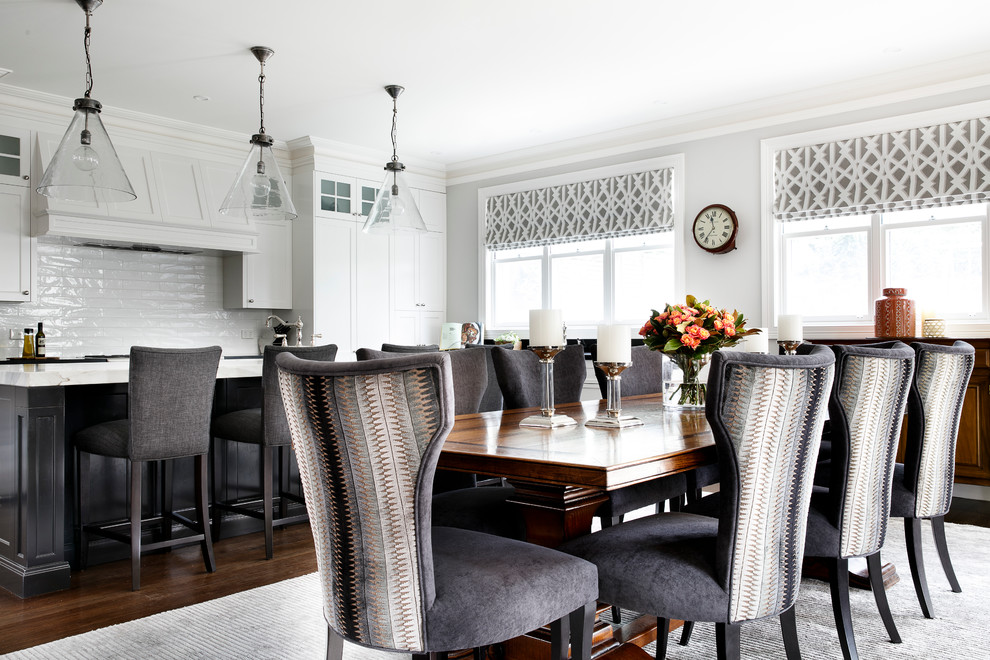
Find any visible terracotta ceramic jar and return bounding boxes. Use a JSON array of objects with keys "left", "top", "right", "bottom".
[{"left": 875, "top": 288, "right": 916, "bottom": 338}]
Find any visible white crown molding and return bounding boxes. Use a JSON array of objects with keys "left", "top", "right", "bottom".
[
  {"left": 287, "top": 135, "right": 447, "bottom": 190},
  {"left": 446, "top": 57, "right": 990, "bottom": 186}
]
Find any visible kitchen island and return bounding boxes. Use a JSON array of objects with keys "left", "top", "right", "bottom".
[{"left": 0, "top": 357, "right": 264, "bottom": 598}]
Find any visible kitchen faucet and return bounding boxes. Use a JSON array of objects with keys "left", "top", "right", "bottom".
[{"left": 265, "top": 315, "right": 304, "bottom": 347}]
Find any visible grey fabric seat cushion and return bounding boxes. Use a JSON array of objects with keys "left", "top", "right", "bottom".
[
  {"left": 559, "top": 512, "right": 726, "bottom": 623},
  {"left": 432, "top": 485, "right": 526, "bottom": 541},
  {"left": 597, "top": 473, "right": 689, "bottom": 519},
  {"left": 211, "top": 407, "right": 263, "bottom": 444},
  {"left": 75, "top": 419, "right": 132, "bottom": 458},
  {"left": 426, "top": 526, "right": 598, "bottom": 650},
  {"left": 889, "top": 463, "right": 916, "bottom": 518}
]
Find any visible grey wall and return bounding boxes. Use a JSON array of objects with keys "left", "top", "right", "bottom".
[{"left": 446, "top": 85, "right": 990, "bottom": 329}]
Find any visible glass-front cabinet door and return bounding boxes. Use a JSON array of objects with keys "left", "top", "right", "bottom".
[
  {"left": 315, "top": 172, "right": 380, "bottom": 223},
  {"left": 0, "top": 126, "right": 31, "bottom": 187}
]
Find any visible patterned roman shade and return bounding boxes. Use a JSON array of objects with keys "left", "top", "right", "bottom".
[
  {"left": 485, "top": 167, "right": 675, "bottom": 250},
  {"left": 774, "top": 115, "right": 990, "bottom": 222}
]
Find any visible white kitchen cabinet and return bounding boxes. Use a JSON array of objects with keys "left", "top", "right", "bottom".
[
  {"left": 223, "top": 220, "right": 292, "bottom": 309},
  {"left": 392, "top": 229, "right": 445, "bottom": 311},
  {"left": 354, "top": 227, "right": 392, "bottom": 352},
  {"left": 0, "top": 184, "right": 33, "bottom": 302},
  {"left": 390, "top": 309, "right": 444, "bottom": 347},
  {"left": 416, "top": 188, "right": 447, "bottom": 232},
  {"left": 314, "top": 172, "right": 379, "bottom": 222},
  {"left": 0, "top": 126, "right": 31, "bottom": 187},
  {"left": 312, "top": 217, "right": 357, "bottom": 356}
]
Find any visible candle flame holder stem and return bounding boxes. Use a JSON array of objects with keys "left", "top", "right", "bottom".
[
  {"left": 519, "top": 346, "right": 577, "bottom": 428},
  {"left": 586, "top": 362, "right": 643, "bottom": 428},
  {"left": 777, "top": 340, "right": 803, "bottom": 356}
]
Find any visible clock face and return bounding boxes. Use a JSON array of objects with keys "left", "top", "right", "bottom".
[{"left": 693, "top": 204, "right": 737, "bottom": 253}]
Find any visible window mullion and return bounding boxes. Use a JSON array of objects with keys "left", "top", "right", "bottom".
[
  {"left": 542, "top": 245, "right": 552, "bottom": 308},
  {"left": 871, "top": 213, "right": 883, "bottom": 314},
  {"left": 604, "top": 239, "right": 615, "bottom": 323}
]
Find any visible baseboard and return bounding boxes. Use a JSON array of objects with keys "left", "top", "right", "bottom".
[{"left": 954, "top": 484, "right": 990, "bottom": 502}]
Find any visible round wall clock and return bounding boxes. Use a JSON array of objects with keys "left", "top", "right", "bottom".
[{"left": 692, "top": 204, "right": 738, "bottom": 254}]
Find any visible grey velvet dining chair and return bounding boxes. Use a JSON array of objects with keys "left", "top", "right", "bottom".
[
  {"left": 75, "top": 346, "right": 222, "bottom": 591},
  {"left": 211, "top": 343, "right": 338, "bottom": 559},
  {"left": 560, "top": 345, "right": 835, "bottom": 660},
  {"left": 490, "top": 342, "right": 586, "bottom": 409},
  {"left": 802, "top": 341, "right": 915, "bottom": 660},
  {"left": 276, "top": 351, "right": 598, "bottom": 660},
  {"left": 890, "top": 341, "right": 974, "bottom": 618}
]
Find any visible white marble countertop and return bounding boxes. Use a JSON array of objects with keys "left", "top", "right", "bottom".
[{"left": 0, "top": 357, "right": 263, "bottom": 387}]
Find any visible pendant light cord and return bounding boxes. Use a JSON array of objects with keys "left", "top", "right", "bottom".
[
  {"left": 83, "top": 9, "right": 93, "bottom": 98},
  {"left": 391, "top": 94, "right": 399, "bottom": 163},
  {"left": 258, "top": 59, "right": 266, "bottom": 135}
]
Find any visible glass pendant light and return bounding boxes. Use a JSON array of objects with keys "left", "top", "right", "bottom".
[
  {"left": 363, "top": 85, "right": 426, "bottom": 233},
  {"left": 219, "top": 46, "right": 297, "bottom": 221},
  {"left": 37, "top": 0, "right": 136, "bottom": 203}
]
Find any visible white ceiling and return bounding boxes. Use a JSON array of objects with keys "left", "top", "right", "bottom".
[{"left": 1, "top": 0, "right": 989, "bottom": 172}]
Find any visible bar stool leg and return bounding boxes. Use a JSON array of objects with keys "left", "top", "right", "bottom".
[
  {"left": 262, "top": 446, "right": 274, "bottom": 560},
  {"left": 195, "top": 454, "right": 216, "bottom": 573},
  {"left": 130, "top": 461, "right": 142, "bottom": 591},
  {"left": 160, "top": 459, "right": 173, "bottom": 546}
]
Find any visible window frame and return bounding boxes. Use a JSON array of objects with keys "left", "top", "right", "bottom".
[{"left": 477, "top": 155, "right": 686, "bottom": 338}]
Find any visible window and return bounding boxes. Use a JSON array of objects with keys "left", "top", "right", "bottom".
[
  {"left": 777, "top": 203, "right": 988, "bottom": 323},
  {"left": 487, "top": 232, "right": 675, "bottom": 331}
]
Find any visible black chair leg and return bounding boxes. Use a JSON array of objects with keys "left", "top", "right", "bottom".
[
  {"left": 867, "top": 552, "right": 900, "bottom": 643},
  {"left": 679, "top": 621, "right": 694, "bottom": 646},
  {"left": 570, "top": 601, "right": 595, "bottom": 660},
  {"left": 279, "top": 445, "right": 292, "bottom": 520},
  {"left": 780, "top": 606, "right": 801, "bottom": 660},
  {"left": 655, "top": 617, "right": 670, "bottom": 660},
  {"left": 549, "top": 609, "right": 570, "bottom": 660},
  {"left": 130, "top": 461, "right": 142, "bottom": 591},
  {"left": 195, "top": 454, "right": 216, "bottom": 573},
  {"left": 828, "top": 557, "right": 858, "bottom": 660},
  {"left": 210, "top": 437, "right": 223, "bottom": 543},
  {"left": 326, "top": 626, "right": 343, "bottom": 660},
  {"left": 931, "top": 516, "right": 961, "bottom": 593},
  {"left": 76, "top": 450, "right": 90, "bottom": 569},
  {"left": 715, "top": 622, "right": 741, "bottom": 660},
  {"left": 472, "top": 648, "right": 486, "bottom": 660},
  {"left": 904, "top": 517, "right": 934, "bottom": 618},
  {"left": 262, "top": 445, "right": 275, "bottom": 560},
  {"left": 160, "top": 459, "right": 173, "bottom": 545}
]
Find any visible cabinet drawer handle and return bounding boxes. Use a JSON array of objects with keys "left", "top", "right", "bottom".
[
  {"left": 22, "top": 175, "right": 29, "bottom": 181},
  {"left": 248, "top": 299, "right": 255, "bottom": 303}
]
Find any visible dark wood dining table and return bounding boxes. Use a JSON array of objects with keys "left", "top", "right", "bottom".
[{"left": 437, "top": 393, "right": 717, "bottom": 659}]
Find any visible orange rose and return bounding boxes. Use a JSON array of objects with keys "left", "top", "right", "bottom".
[{"left": 680, "top": 334, "right": 700, "bottom": 349}]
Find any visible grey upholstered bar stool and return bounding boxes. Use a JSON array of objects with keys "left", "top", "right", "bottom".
[
  {"left": 75, "top": 345, "right": 222, "bottom": 591},
  {"left": 211, "top": 344, "right": 337, "bottom": 559}
]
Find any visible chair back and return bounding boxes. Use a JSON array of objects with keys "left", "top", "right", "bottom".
[
  {"left": 358, "top": 347, "right": 487, "bottom": 416},
  {"left": 593, "top": 345, "right": 667, "bottom": 398},
  {"left": 128, "top": 346, "right": 221, "bottom": 461},
  {"left": 903, "top": 341, "right": 974, "bottom": 519},
  {"left": 825, "top": 342, "right": 914, "bottom": 558},
  {"left": 382, "top": 343, "right": 440, "bottom": 353},
  {"left": 491, "top": 343, "right": 586, "bottom": 409},
  {"left": 706, "top": 345, "right": 834, "bottom": 623},
  {"left": 276, "top": 352, "right": 454, "bottom": 653},
  {"left": 262, "top": 344, "right": 338, "bottom": 446}
]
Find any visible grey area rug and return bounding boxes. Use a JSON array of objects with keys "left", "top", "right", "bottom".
[{"left": 3, "top": 521, "right": 988, "bottom": 660}]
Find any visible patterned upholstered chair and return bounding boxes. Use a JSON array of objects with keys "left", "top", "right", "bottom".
[
  {"left": 560, "top": 346, "right": 835, "bottom": 660},
  {"left": 803, "top": 342, "right": 915, "bottom": 659},
  {"left": 491, "top": 342, "right": 587, "bottom": 409},
  {"left": 890, "top": 341, "right": 974, "bottom": 618},
  {"left": 276, "top": 352, "right": 598, "bottom": 660},
  {"left": 75, "top": 346, "right": 221, "bottom": 591},
  {"left": 211, "top": 344, "right": 338, "bottom": 559}
]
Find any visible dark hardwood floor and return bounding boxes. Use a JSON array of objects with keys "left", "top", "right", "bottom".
[
  {"left": 0, "top": 524, "right": 317, "bottom": 655},
  {"left": 1, "top": 498, "right": 986, "bottom": 655}
]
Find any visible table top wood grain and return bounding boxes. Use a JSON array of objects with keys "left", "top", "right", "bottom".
[{"left": 438, "top": 394, "right": 716, "bottom": 491}]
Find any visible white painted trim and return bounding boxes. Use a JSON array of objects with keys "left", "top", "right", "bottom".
[{"left": 954, "top": 484, "right": 990, "bottom": 502}]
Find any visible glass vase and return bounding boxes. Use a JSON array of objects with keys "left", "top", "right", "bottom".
[{"left": 663, "top": 352, "right": 711, "bottom": 409}]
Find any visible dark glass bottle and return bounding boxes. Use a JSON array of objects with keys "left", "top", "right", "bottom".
[{"left": 36, "top": 322, "right": 46, "bottom": 358}]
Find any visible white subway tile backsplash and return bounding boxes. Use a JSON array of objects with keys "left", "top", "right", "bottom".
[{"left": 0, "top": 237, "right": 271, "bottom": 358}]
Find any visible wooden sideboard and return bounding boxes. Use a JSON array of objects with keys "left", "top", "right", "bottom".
[{"left": 812, "top": 338, "right": 990, "bottom": 487}]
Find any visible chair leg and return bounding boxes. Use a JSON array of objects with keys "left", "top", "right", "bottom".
[
  {"left": 195, "top": 454, "right": 216, "bottom": 573},
  {"left": 472, "top": 648, "right": 486, "bottom": 660},
  {"left": 931, "top": 516, "right": 962, "bottom": 593},
  {"left": 904, "top": 517, "right": 934, "bottom": 618},
  {"left": 76, "top": 449, "right": 90, "bottom": 569},
  {"left": 278, "top": 445, "right": 290, "bottom": 520},
  {"left": 828, "top": 557, "right": 858, "bottom": 660},
  {"left": 715, "top": 622, "right": 740, "bottom": 660},
  {"left": 160, "top": 459, "right": 173, "bottom": 545},
  {"left": 569, "top": 601, "right": 595, "bottom": 660},
  {"left": 780, "top": 606, "right": 801, "bottom": 660},
  {"left": 263, "top": 445, "right": 274, "bottom": 560},
  {"left": 130, "top": 461, "right": 142, "bottom": 591},
  {"left": 210, "top": 437, "right": 223, "bottom": 543},
  {"left": 326, "top": 626, "right": 343, "bottom": 660},
  {"left": 867, "top": 552, "right": 900, "bottom": 643},
  {"left": 549, "top": 609, "right": 570, "bottom": 660},
  {"left": 679, "top": 621, "right": 694, "bottom": 646},
  {"left": 655, "top": 617, "right": 670, "bottom": 660}
]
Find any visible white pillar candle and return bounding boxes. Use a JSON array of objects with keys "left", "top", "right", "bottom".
[
  {"left": 777, "top": 315, "right": 803, "bottom": 342},
  {"left": 529, "top": 309, "right": 564, "bottom": 346},
  {"left": 597, "top": 325, "right": 631, "bottom": 363},
  {"left": 746, "top": 329, "right": 769, "bottom": 353}
]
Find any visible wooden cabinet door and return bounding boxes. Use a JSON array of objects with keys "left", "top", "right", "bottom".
[{"left": 955, "top": 373, "right": 990, "bottom": 483}]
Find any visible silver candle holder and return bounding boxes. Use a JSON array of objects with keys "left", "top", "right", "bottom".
[
  {"left": 777, "top": 340, "right": 803, "bottom": 355},
  {"left": 586, "top": 362, "right": 643, "bottom": 428},
  {"left": 519, "top": 346, "right": 578, "bottom": 428}
]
